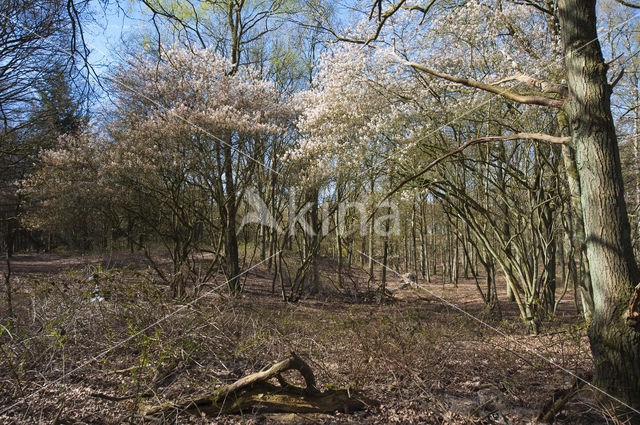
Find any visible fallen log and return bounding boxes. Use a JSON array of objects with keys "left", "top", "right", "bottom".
[{"left": 142, "top": 352, "right": 377, "bottom": 417}]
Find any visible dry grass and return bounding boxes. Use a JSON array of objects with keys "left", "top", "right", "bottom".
[{"left": 0, "top": 253, "right": 633, "bottom": 424}]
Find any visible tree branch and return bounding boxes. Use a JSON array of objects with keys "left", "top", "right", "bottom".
[
  {"left": 494, "top": 74, "right": 568, "bottom": 96},
  {"left": 337, "top": 0, "right": 406, "bottom": 45},
  {"left": 335, "top": 0, "right": 436, "bottom": 45},
  {"left": 609, "top": 68, "right": 625, "bottom": 88},
  {"left": 614, "top": 0, "right": 640, "bottom": 8},
  {"left": 401, "top": 58, "right": 565, "bottom": 108},
  {"left": 511, "top": 0, "right": 556, "bottom": 15}
]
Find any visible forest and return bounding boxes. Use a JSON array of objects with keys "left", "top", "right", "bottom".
[{"left": 2, "top": 0, "right": 640, "bottom": 423}]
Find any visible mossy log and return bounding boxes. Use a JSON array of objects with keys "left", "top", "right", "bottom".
[{"left": 142, "top": 352, "right": 377, "bottom": 417}]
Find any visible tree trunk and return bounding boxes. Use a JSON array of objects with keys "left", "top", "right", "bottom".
[
  {"left": 368, "top": 214, "right": 375, "bottom": 284},
  {"left": 368, "top": 177, "right": 375, "bottom": 284},
  {"left": 223, "top": 141, "right": 240, "bottom": 294},
  {"left": 412, "top": 201, "right": 419, "bottom": 280},
  {"left": 337, "top": 233, "right": 344, "bottom": 289},
  {"left": 560, "top": 0, "right": 640, "bottom": 407},
  {"left": 307, "top": 189, "right": 320, "bottom": 295},
  {"left": 561, "top": 142, "right": 594, "bottom": 319},
  {"left": 498, "top": 142, "right": 516, "bottom": 302},
  {"left": 633, "top": 72, "right": 640, "bottom": 257},
  {"left": 4, "top": 222, "right": 14, "bottom": 319},
  {"left": 4, "top": 251, "right": 13, "bottom": 320},
  {"left": 335, "top": 188, "right": 345, "bottom": 289}
]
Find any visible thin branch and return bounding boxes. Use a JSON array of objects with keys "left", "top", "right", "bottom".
[
  {"left": 369, "top": 0, "right": 382, "bottom": 20},
  {"left": 511, "top": 0, "right": 555, "bottom": 15},
  {"left": 337, "top": 0, "right": 437, "bottom": 45},
  {"left": 609, "top": 68, "right": 625, "bottom": 88},
  {"left": 338, "top": 0, "right": 406, "bottom": 45}
]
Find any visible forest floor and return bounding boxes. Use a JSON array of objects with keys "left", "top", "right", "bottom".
[{"left": 0, "top": 252, "right": 636, "bottom": 424}]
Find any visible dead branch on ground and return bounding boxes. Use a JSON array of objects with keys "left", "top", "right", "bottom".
[{"left": 141, "top": 352, "right": 377, "bottom": 417}]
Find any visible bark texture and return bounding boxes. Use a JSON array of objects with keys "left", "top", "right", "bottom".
[{"left": 559, "top": 0, "right": 640, "bottom": 408}]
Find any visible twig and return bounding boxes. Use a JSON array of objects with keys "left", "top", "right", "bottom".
[{"left": 90, "top": 391, "right": 153, "bottom": 402}]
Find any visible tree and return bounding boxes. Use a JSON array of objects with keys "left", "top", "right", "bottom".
[
  {"left": 0, "top": 0, "right": 83, "bottom": 319},
  {"left": 559, "top": 0, "right": 640, "bottom": 407},
  {"left": 21, "top": 129, "right": 113, "bottom": 252},
  {"left": 24, "top": 44, "right": 294, "bottom": 295},
  {"left": 30, "top": 67, "right": 87, "bottom": 142},
  {"left": 1, "top": 0, "right": 70, "bottom": 255},
  {"left": 18, "top": 67, "right": 89, "bottom": 250},
  {"left": 132, "top": 1, "right": 332, "bottom": 290}
]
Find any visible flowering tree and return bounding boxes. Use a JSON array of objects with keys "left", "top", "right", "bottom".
[
  {"left": 25, "top": 44, "right": 294, "bottom": 295},
  {"left": 292, "top": 1, "right": 570, "bottom": 323}
]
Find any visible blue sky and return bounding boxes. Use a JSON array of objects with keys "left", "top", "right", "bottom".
[
  {"left": 82, "top": 0, "right": 355, "bottom": 75},
  {"left": 84, "top": 1, "right": 148, "bottom": 73}
]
